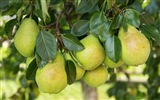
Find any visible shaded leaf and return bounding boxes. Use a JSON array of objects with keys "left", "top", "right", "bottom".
[
  {"left": 140, "top": 12, "right": 154, "bottom": 25},
  {"left": 90, "top": 12, "right": 107, "bottom": 35},
  {"left": 65, "top": 60, "right": 76, "bottom": 85},
  {"left": 20, "top": 75, "right": 28, "bottom": 88},
  {"left": 26, "top": 59, "right": 38, "bottom": 80},
  {"left": 124, "top": 9, "right": 140, "bottom": 28},
  {"left": 35, "top": 52, "right": 48, "bottom": 69},
  {"left": 140, "top": 24, "right": 160, "bottom": 44},
  {"left": 111, "top": 13, "right": 123, "bottom": 29},
  {"left": 98, "top": 21, "right": 112, "bottom": 42},
  {"left": 105, "top": 35, "right": 122, "bottom": 62},
  {"left": 71, "top": 20, "right": 89, "bottom": 36},
  {"left": 5, "top": 19, "right": 17, "bottom": 39},
  {"left": 36, "top": 30, "right": 57, "bottom": 63},
  {"left": 62, "top": 34, "right": 84, "bottom": 51},
  {"left": 76, "top": 0, "right": 97, "bottom": 13}
]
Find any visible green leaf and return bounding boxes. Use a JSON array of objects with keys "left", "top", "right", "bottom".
[
  {"left": 35, "top": 52, "right": 48, "bottom": 69},
  {"left": 140, "top": 12, "right": 154, "bottom": 25},
  {"left": 90, "top": 12, "right": 107, "bottom": 35},
  {"left": 40, "top": 0, "right": 50, "bottom": 22},
  {"left": 36, "top": 30, "right": 57, "bottom": 63},
  {"left": 111, "top": 13, "right": 123, "bottom": 29},
  {"left": 98, "top": 21, "right": 111, "bottom": 42},
  {"left": 71, "top": 20, "right": 89, "bottom": 36},
  {"left": 4, "top": 19, "right": 17, "bottom": 39},
  {"left": 65, "top": 60, "right": 76, "bottom": 85},
  {"left": 0, "top": 0, "right": 9, "bottom": 10},
  {"left": 26, "top": 59, "right": 38, "bottom": 80},
  {"left": 140, "top": 24, "right": 160, "bottom": 44},
  {"left": 104, "top": 35, "right": 122, "bottom": 62},
  {"left": 62, "top": 34, "right": 84, "bottom": 51},
  {"left": 20, "top": 75, "right": 28, "bottom": 88},
  {"left": 75, "top": 0, "right": 97, "bottom": 13},
  {"left": 124, "top": 9, "right": 140, "bottom": 28}
]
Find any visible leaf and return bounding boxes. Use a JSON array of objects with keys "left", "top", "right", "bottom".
[
  {"left": 111, "top": 13, "right": 123, "bottom": 29},
  {"left": 71, "top": 20, "right": 89, "bottom": 36},
  {"left": 144, "top": 0, "right": 159, "bottom": 15},
  {"left": 90, "top": 12, "right": 107, "bottom": 35},
  {"left": 20, "top": 75, "right": 28, "bottom": 88},
  {"left": 36, "top": 30, "right": 57, "bottom": 63},
  {"left": 140, "top": 12, "right": 154, "bottom": 25},
  {"left": 40, "top": 0, "right": 50, "bottom": 22},
  {"left": 35, "top": 52, "right": 48, "bottom": 69},
  {"left": 4, "top": 19, "right": 17, "bottom": 39},
  {"left": 65, "top": 60, "right": 76, "bottom": 85},
  {"left": 140, "top": 24, "right": 160, "bottom": 44},
  {"left": 62, "top": 34, "right": 84, "bottom": 51},
  {"left": 26, "top": 58, "right": 38, "bottom": 80},
  {"left": 124, "top": 9, "right": 140, "bottom": 28},
  {"left": 75, "top": 0, "right": 97, "bottom": 13},
  {"left": 98, "top": 21, "right": 112, "bottom": 42},
  {"left": 104, "top": 35, "right": 122, "bottom": 63}
]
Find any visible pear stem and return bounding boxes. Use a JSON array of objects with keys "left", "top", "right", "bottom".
[{"left": 29, "top": 0, "right": 33, "bottom": 18}]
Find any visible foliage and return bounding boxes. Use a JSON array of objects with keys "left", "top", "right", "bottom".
[{"left": 1, "top": 0, "right": 160, "bottom": 99}]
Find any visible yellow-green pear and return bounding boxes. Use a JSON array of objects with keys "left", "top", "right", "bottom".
[
  {"left": 14, "top": 18, "right": 39, "bottom": 57},
  {"left": 118, "top": 24, "right": 150, "bottom": 66},
  {"left": 26, "top": 56, "right": 35, "bottom": 67},
  {"left": 74, "top": 34, "right": 105, "bottom": 70},
  {"left": 35, "top": 52, "right": 67, "bottom": 93},
  {"left": 64, "top": 53, "right": 85, "bottom": 80},
  {"left": 104, "top": 56, "right": 124, "bottom": 68},
  {"left": 82, "top": 64, "right": 108, "bottom": 87}
]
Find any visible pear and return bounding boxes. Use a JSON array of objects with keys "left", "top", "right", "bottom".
[
  {"left": 82, "top": 64, "right": 108, "bottom": 87},
  {"left": 104, "top": 56, "right": 124, "bottom": 68},
  {"left": 64, "top": 53, "right": 85, "bottom": 80},
  {"left": 35, "top": 52, "right": 67, "bottom": 93},
  {"left": 14, "top": 18, "right": 39, "bottom": 57},
  {"left": 74, "top": 34, "right": 105, "bottom": 70},
  {"left": 118, "top": 24, "right": 150, "bottom": 66},
  {"left": 26, "top": 56, "right": 35, "bottom": 67}
]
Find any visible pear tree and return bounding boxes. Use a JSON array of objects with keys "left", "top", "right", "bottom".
[{"left": 1, "top": 0, "right": 160, "bottom": 100}]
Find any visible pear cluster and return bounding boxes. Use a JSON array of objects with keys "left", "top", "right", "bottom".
[{"left": 14, "top": 18, "right": 150, "bottom": 94}]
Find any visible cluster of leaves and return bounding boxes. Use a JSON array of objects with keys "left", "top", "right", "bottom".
[{"left": 1, "top": 0, "right": 160, "bottom": 99}]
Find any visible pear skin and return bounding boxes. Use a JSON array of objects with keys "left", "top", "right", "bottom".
[
  {"left": 82, "top": 64, "right": 108, "bottom": 87},
  {"left": 35, "top": 52, "right": 67, "bottom": 93},
  {"left": 104, "top": 56, "right": 124, "bottom": 68},
  {"left": 75, "top": 34, "right": 105, "bottom": 70},
  {"left": 14, "top": 18, "right": 39, "bottom": 57},
  {"left": 26, "top": 56, "right": 35, "bottom": 67},
  {"left": 118, "top": 24, "right": 150, "bottom": 66},
  {"left": 64, "top": 53, "right": 85, "bottom": 80}
]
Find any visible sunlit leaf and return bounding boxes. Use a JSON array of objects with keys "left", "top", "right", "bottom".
[
  {"left": 65, "top": 60, "right": 76, "bottom": 85},
  {"left": 36, "top": 30, "right": 57, "bottom": 63},
  {"left": 62, "top": 34, "right": 84, "bottom": 51}
]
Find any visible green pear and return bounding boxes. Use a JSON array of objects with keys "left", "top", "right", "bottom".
[
  {"left": 35, "top": 52, "right": 67, "bottom": 93},
  {"left": 104, "top": 56, "right": 124, "bottom": 68},
  {"left": 14, "top": 18, "right": 39, "bottom": 57},
  {"left": 26, "top": 56, "right": 35, "bottom": 67},
  {"left": 82, "top": 64, "right": 108, "bottom": 87},
  {"left": 74, "top": 34, "right": 105, "bottom": 70},
  {"left": 64, "top": 53, "right": 85, "bottom": 80},
  {"left": 118, "top": 24, "right": 150, "bottom": 66}
]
